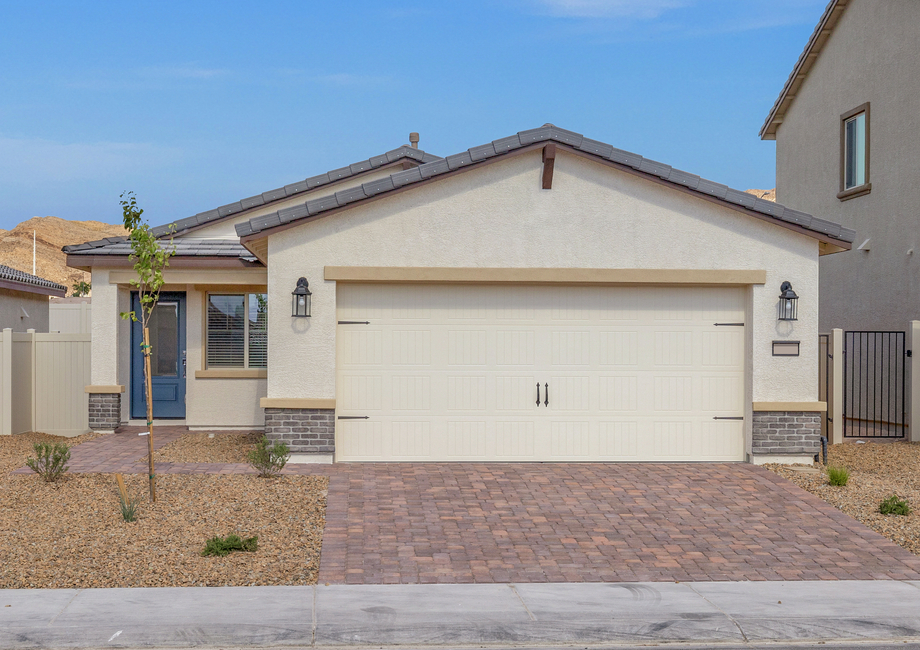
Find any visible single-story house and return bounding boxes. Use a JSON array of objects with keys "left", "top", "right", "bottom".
[
  {"left": 0, "top": 264, "right": 66, "bottom": 332},
  {"left": 65, "top": 125, "right": 854, "bottom": 464}
]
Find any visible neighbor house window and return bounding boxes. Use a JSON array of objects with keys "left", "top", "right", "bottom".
[
  {"left": 839, "top": 103, "right": 870, "bottom": 200},
  {"left": 206, "top": 293, "right": 267, "bottom": 368}
]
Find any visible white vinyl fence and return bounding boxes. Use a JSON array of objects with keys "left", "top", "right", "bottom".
[
  {"left": 0, "top": 328, "right": 91, "bottom": 437},
  {"left": 49, "top": 301, "right": 92, "bottom": 334}
]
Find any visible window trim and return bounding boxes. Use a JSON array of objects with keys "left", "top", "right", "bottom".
[
  {"left": 838, "top": 102, "right": 871, "bottom": 201},
  {"left": 199, "top": 286, "right": 268, "bottom": 376}
]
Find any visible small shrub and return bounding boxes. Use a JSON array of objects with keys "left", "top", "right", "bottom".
[
  {"left": 202, "top": 534, "right": 259, "bottom": 557},
  {"left": 247, "top": 436, "right": 290, "bottom": 478},
  {"left": 827, "top": 465, "right": 850, "bottom": 486},
  {"left": 879, "top": 494, "right": 911, "bottom": 516},
  {"left": 118, "top": 494, "right": 141, "bottom": 522},
  {"left": 25, "top": 442, "right": 71, "bottom": 482}
]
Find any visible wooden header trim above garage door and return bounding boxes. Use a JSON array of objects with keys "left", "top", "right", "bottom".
[{"left": 325, "top": 267, "right": 767, "bottom": 285}]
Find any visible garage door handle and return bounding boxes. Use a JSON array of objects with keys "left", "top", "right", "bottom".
[
  {"left": 536, "top": 383, "right": 541, "bottom": 407},
  {"left": 337, "top": 416, "right": 369, "bottom": 420},
  {"left": 545, "top": 382, "right": 549, "bottom": 407},
  {"left": 713, "top": 416, "right": 744, "bottom": 420}
]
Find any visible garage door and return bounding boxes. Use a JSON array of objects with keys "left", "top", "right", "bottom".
[{"left": 335, "top": 284, "right": 745, "bottom": 462}]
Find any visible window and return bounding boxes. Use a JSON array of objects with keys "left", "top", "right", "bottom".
[
  {"left": 839, "top": 103, "right": 870, "bottom": 200},
  {"left": 206, "top": 293, "right": 267, "bottom": 369}
]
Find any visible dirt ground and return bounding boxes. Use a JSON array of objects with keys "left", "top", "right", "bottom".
[
  {"left": 150, "top": 430, "right": 262, "bottom": 463},
  {"left": 0, "top": 432, "right": 327, "bottom": 589},
  {"left": 766, "top": 440, "right": 920, "bottom": 556}
]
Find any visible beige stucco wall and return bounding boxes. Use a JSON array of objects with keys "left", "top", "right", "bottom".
[
  {"left": 0, "top": 290, "right": 51, "bottom": 332},
  {"left": 775, "top": 0, "right": 920, "bottom": 332},
  {"left": 190, "top": 165, "right": 411, "bottom": 239},
  {"left": 266, "top": 149, "right": 820, "bottom": 411}
]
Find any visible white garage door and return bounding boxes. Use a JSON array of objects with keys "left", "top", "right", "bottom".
[{"left": 335, "top": 284, "right": 745, "bottom": 462}]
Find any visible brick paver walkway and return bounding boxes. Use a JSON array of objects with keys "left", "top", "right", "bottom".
[
  {"left": 13, "top": 432, "right": 920, "bottom": 584},
  {"left": 316, "top": 463, "right": 920, "bottom": 584}
]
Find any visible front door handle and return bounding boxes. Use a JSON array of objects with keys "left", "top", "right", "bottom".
[
  {"left": 536, "top": 383, "right": 541, "bottom": 407},
  {"left": 544, "top": 382, "right": 549, "bottom": 407}
]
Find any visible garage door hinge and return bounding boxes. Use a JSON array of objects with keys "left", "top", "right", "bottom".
[
  {"left": 338, "top": 321, "right": 370, "bottom": 325},
  {"left": 714, "top": 322, "right": 745, "bottom": 326},
  {"left": 713, "top": 416, "right": 744, "bottom": 420},
  {"left": 337, "top": 415, "right": 369, "bottom": 420}
]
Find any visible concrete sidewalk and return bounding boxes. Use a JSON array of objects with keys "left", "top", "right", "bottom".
[{"left": 3, "top": 581, "right": 920, "bottom": 648}]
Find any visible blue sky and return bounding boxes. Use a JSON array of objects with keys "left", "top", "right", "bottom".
[{"left": 0, "top": 0, "right": 827, "bottom": 231}]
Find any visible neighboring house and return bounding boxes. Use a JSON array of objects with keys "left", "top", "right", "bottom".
[
  {"left": 761, "top": 0, "right": 920, "bottom": 333},
  {"left": 0, "top": 264, "right": 66, "bottom": 332},
  {"left": 65, "top": 125, "right": 854, "bottom": 464}
]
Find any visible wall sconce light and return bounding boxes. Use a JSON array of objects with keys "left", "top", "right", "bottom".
[
  {"left": 292, "top": 277, "right": 311, "bottom": 318},
  {"left": 777, "top": 281, "right": 798, "bottom": 321}
]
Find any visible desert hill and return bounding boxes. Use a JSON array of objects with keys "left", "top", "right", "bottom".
[
  {"left": 745, "top": 188, "right": 776, "bottom": 202},
  {"left": 0, "top": 216, "right": 126, "bottom": 293}
]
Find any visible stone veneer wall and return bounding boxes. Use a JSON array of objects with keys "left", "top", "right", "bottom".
[
  {"left": 88, "top": 393, "right": 122, "bottom": 431},
  {"left": 263, "top": 408, "right": 335, "bottom": 454},
  {"left": 752, "top": 411, "right": 822, "bottom": 456}
]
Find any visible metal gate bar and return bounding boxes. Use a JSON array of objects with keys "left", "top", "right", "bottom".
[{"left": 843, "top": 331, "right": 906, "bottom": 438}]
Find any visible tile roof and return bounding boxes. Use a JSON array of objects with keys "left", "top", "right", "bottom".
[
  {"left": 760, "top": 0, "right": 847, "bottom": 140},
  {"left": 0, "top": 264, "right": 67, "bottom": 294},
  {"left": 235, "top": 124, "right": 857, "bottom": 245},
  {"left": 147, "top": 145, "right": 442, "bottom": 238},
  {"left": 63, "top": 238, "right": 258, "bottom": 262}
]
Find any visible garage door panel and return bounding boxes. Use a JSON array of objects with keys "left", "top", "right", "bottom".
[
  {"left": 339, "top": 374, "right": 384, "bottom": 411},
  {"left": 495, "top": 421, "right": 535, "bottom": 457},
  {"left": 336, "top": 284, "right": 746, "bottom": 462},
  {"left": 447, "top": 421, "right": 488, "bottom": 457},
  {"left": 496, "top": 330, "right": 536, "bottom": 365},
  {"left": 447, "top": 375, "right": 488, "bottom": 411},
  {"left": 495, "top": 375, "right": 538, "bottom": 411}
]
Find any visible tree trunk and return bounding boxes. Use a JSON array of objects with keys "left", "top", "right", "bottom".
[{"left": 143, "top": 325, "right": 156, "bottom": 502}]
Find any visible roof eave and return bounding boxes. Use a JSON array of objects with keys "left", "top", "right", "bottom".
[
  {"left": 0, "top": 278, "right": 66, "bottom": 297},
  {"left": 240, "top": 140, "right": 855, "bottom": 250},
  {"left": 759, "top": 0, "right": 848, "bottom": 140}
]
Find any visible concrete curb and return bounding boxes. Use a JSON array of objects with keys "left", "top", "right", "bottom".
[{"left": 2, "top": 581, "right": 920, "bottom": 648}]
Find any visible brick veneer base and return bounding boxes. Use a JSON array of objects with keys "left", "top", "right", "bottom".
[
  {"left": 751, "top": 411, "right": 822, "bottom": 456},
  {"left": 88, "top": 393, "right": 122, "bottom": 432},
  {"left": 264, "top": 408, "right": 335, "bottom": 454}
]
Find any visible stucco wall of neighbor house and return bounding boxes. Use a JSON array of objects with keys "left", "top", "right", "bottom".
[
  {"left": 775, "top": 0, "right": 920, "bottom": 333},
  {"left": 190, "top": 165, "right": 413, "bottom": 239},
  {"left": 0, "top": 290, "right": 51, "bottom": 332},
  {"left": 266, "top": 149, "right": 821, "bottom": 419}
]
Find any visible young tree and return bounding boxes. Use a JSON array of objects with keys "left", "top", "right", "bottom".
[{"left": 118, "top": 191, "right": 175, "bottom": 501}]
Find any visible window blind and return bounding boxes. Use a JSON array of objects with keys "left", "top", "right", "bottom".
[{"left": 207, "top": 294, "right": 245, "bottom": 367}]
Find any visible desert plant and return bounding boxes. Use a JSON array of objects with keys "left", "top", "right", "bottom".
[
  {"left": 25, "top": 442, "right": 71, "bottom": 482},
  {"left": 247, "top": 436, "right": 290, "bottom": 478},
  {"left": 827, "top": 465, "right": 850, "bottom": 486},
  {"left": 201, "top": 534, "right": 259, "bottom": 557},
  {"left": 118, "top": 494, "right": 141, "bottom": 522},
  {"left": 879, "top": 494, "right": 911, "bottom": 516},
  {"left": 71, "top": 280, "right": 91, "bottom": 297}
]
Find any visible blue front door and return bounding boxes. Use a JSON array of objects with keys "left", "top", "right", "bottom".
[{"left": 131, "top": 292, "right": 187, "bottom": 419}]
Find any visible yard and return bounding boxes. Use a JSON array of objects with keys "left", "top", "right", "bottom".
[
  {"left": 765, "top": 441, "right": 920, "bottom": 557},
  {"left": 0, "top": 432, "right": 327, "bottom": 589}
]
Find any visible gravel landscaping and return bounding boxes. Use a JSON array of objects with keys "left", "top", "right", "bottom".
[
  {"left": 150, "top": 430, "right": 262, "bottom": 463},
  {"left": 0, "top": 432, "right": 328, "bottom": 589},
  {"left": 766, "top": 441, "right": 920, "bottom": 557}
]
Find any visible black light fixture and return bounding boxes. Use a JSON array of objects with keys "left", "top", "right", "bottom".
[
  {"left": 292, "top": 277, "right": 311, "bottom": 317},
  {"left": 777, "top": 281, "right": 798, "bottom": 321}
]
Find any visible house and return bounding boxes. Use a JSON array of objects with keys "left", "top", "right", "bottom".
[
  {"left": 65, "top": 125, "right": 854, "bottom": 464},
  {"left": 0, "top": 264, "right": 66, "bottom": 332},
  {"left": 761, "top": 0, "right": 920, "bottom": 334}
]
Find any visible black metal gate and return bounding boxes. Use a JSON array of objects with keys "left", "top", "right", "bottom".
[{"left": 843, "top": 331, "right": 907, "bottom": 438}]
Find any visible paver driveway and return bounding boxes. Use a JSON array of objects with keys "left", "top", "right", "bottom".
[{"left": 317, "top": 463, "right": 920, "bottom": 584}]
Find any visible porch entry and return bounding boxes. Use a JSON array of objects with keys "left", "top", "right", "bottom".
[{"left": 130, "top": 292, "right": 187, "bottom": 419}]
